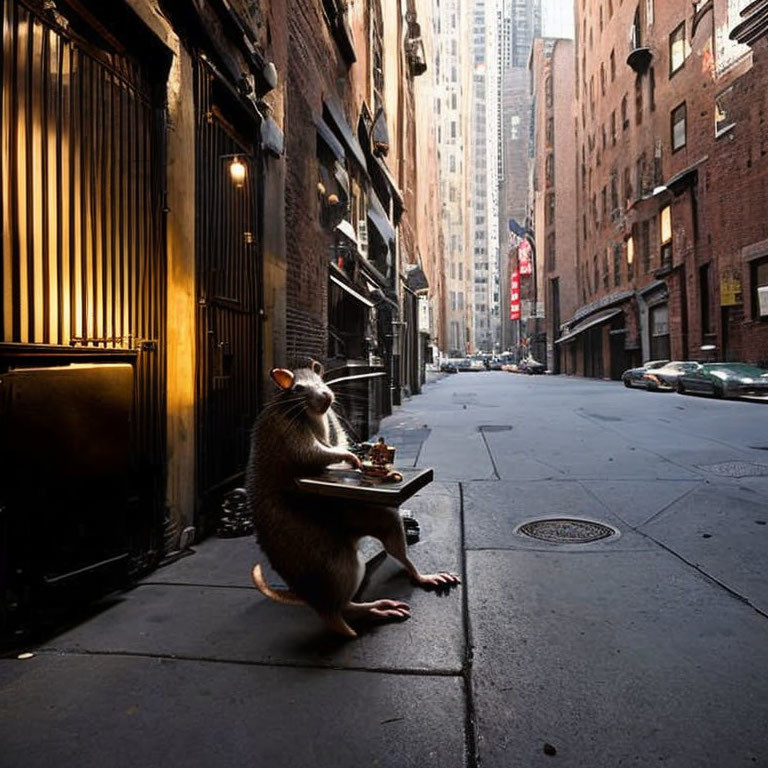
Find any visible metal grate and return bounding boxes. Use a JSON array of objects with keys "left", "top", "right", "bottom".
[
  {"left": 195, "top": 58, "right": 262, "bottom": 516},
  {"left": 518, "top": 518, "right": 617, "bottom": 544}
]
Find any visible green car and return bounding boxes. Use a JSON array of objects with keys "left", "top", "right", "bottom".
[{"left": 676, "top": 362, "right": 768, "bottom": 399}]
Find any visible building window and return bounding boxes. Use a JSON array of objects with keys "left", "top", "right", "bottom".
[
  {"left": 753, "top": 257, "right": 768, "bottom": 319},
  {"left": 545, "top": 77, "right": 553, "bottom": 108},
  {"left": 636, "top": 153, "right": 647, "bottom": 196},
  {"left": 660, "top": 205, "right": 672, "bottom": 267},
  {"left": 649, "top": 67, "right": 656, "bottom": 111},
  {"left": 630, "top": 6, "right": 642, "bottom": 49},
  {"left": 546, "top": 231, "right": 556, "bottom": 271},
  {"left": 610, "top": 49, "right": 616, "bottom": 81},
  {"left": 627, "top": 234, "right": 635, "bottom": 280},
  {"left": 669, "top": 22, "right": 686, "bottom": 76},
  {"left": 611, "top": 111, "right": 617, "bottom": 145},
  {"left": 671, "top": 102, "right": 686, "bottom": 151},
  {"left": 594, "top": 254, "right": 599, "bottom": 293},
  {"left": 641, "top": 219, "right": 650, "bottom": 273},
  {"left": 546, "top": 117, "right": 554, "bottom": 145},
  {"left": 603, "top": 247, "right": 610, "bottom": 288},
  {"left": 546, "top": 192, "right": 556, "bottom": 225},
  {"left": 635, "top": 75, "right": 643, "bottom": 124},
  {"left": 600, "top": 63, "right": 606, "bottom": 95},
  {"left": 622, "top": 94, "right": 629, "bottom": 129},
  {"left": 613, "top": 244, "right": 622, "bottom": 286},
  {"left": 715, "top": 87, "right": 736, "bottom": 137},
  {"left": 623, "top": 167, "right": 633, "bottom": 204},
  {"left": 546, "top": 153, "right": 555, "bottom": 184}
]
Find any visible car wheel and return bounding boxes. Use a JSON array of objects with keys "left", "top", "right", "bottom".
[
  {"left": 623, "top": 378, "right": 631, "bottom": 388},
  {"left": 676, "top": 380, "right": 685, "bottom": 394},
  {"left": 713, "top": 383, "right": 724, "bottom": 399}
]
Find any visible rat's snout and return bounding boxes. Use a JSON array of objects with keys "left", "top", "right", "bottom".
[{"left": 310, "top": 389, "right": 333, "bottom": 414}]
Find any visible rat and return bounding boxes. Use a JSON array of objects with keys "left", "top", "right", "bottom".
[{"left": 246, "top": 359, "right": 460, "bottom": 638}]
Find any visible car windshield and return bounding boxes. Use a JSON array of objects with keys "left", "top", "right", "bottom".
[
  {"left": 703, "top": 363, "right": 768, "bottom": 376},
  {"left": 644, "top": 360, "right": 669, "bottom": 369}
]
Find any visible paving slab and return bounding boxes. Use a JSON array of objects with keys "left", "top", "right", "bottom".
[
  {"left": 642, "top": 484, "right": 768, "bottom": 613},
  {"left": 463, "top": 480, "right": 654, "bottom": 551},
  {"left": 37, "top": 490, "right": 464, "bottom": 674},
  {"left": 418, "top": 426, "right": 496, "bottom": 480},
  {"left": 468, "top": 549, "right": 768, "bottom": 768},
  {"left": 0, "top": 654, "right": 465, "bottom": 768},
  {"left": 583, "top": 479, "right": 703, "bottom": 528}
]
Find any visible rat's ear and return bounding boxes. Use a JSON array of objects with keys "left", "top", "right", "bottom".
[
  {"left": 310, "top": 359, "right": 325, "bottom": 377},
  {"left": 270, "top": 368, "right": 294, "bottom": 390}
]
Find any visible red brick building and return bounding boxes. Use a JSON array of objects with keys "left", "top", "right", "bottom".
[{"left": 570, "top": 0, "right": 768, "bottom": 379}]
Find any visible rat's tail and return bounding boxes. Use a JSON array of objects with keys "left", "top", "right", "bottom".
[{"left": 251, "top": 563, "right": 305, "bottom": 606}]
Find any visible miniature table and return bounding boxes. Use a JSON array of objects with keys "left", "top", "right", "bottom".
[{"left": 294, "top": 466, "right": 433, "bottom": 507}]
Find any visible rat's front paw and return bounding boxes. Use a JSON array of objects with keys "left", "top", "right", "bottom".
[{"left": 343, "top": 452, "right": 362, "bottom": 469}]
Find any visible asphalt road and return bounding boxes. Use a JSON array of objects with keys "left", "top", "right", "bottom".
[{"left": 385, "top": 370, "right": 768, "bottom": 766}]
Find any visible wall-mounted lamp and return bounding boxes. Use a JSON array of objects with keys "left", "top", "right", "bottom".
[
  {"left": 229, "top": 157, "right": 247, "bottom": 188},
  {"left": 626, "top": 235, "right": 635, "bottom": 264},
  {"left": 220, "top": 153, "right": 249, "bottom": 188}
]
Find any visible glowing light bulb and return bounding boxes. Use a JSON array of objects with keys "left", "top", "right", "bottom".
[{"left": 230, "top": 157, "right": 246, "bottom": 187}]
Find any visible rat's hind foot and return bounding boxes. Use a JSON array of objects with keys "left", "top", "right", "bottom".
[
  {"left": 413, "top": 572, "right": 461, "bottom": 590},
  {"left": 346, "top": 599, "right": 411, "bottom": 622},
  {"left": 320, "top": 612, "right": 358, "bottom": 638}
]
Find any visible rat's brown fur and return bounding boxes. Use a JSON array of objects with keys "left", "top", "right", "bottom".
[{"left": 246, "top": 361, "right": 459, "bottom": 637}]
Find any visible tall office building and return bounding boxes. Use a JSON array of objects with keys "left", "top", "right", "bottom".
[
  {"left": 432, "top": 0, "right": 473, "bottom": 356},
  {"left": 469, "top": 0, "right": 502, "bottom": 353},
  {"left": 497, "top": 0, "right": 541, "bottom": 352}
]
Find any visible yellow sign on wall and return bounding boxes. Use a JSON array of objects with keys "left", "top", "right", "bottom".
[{"left": 720, "top": 276, "right": 742, "bottom": 306}]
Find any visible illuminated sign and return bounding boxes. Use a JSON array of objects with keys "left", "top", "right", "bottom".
[{"left": 510, "top": 270, "right": 521, "bottom": 320}]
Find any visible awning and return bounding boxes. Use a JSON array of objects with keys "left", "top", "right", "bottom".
[
  {"left": 367, "top": 191, "right": 396, "bottom": 245},
  {"left": 665, "top": 156, "right": 708, "bottom": 195},
  {"left": 404, "top": 265, "right": 429, "bottom": 293},
  {"left": 315, "top": 117, "right": 345, "bottom": 161},
  {"left": 323, "top": 99, "right": 369, "bottom": 175},
  {"left": 335, "top": 219, "right": 357, "bottom": 244},
  {"left": 372, "top": 155, "right": 404, "bottom": 222},
  {"left": 555, "top": 308, "right": 623, "bottom": 345},
  {"left": 330, "top": 274, "right": 374, "bottom": 307}
]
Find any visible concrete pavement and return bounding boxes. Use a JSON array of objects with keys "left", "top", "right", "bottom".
[{"left": 2, "top": 371, "right": 768, "bottom": 767}]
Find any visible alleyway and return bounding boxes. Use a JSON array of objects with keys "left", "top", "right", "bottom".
[{"left": 2, "top": 372, "right": 768, "bottom": 767}]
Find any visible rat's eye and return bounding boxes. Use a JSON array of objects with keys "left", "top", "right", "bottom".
[{"left": 292, "top": 384, "right": 306, "bottom": 393}]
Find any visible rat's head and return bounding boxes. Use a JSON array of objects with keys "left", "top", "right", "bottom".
[{"left": 270, "top": 360, "right": 334, "bottom": 416}]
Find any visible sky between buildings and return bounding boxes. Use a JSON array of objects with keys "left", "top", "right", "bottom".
[{"left": 541, "top": 0, "right": 574, "bottom": 39}]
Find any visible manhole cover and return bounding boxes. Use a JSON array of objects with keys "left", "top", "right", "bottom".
[
  {"left": 699, "top": 461, "right": 768, "bottom": 478},
  {"left": 517, "top": 518, "right": 617, "bottom": 544}
]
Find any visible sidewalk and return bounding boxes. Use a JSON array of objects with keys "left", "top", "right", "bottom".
[{"left": 0, "top": 375, "right": 467, "bottom": 768}]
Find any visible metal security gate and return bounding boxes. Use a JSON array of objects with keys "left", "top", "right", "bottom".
[
  {"left": 195, "top": 60, "right": 261, "bottom": 524},
  {"left": 0, "top": 0, "right": 167, "bottom": 585}
]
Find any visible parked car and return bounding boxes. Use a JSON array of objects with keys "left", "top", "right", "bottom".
[
  {"left": 439, "top": 359, "right": 461, "bottom": 373},
  {"left": 641, "top": 361, "right": 701, "bottom": 390},
  {"left": 519, "top": 356, "right": 545, "bottom": 375},
  {"left": 621, "top": 360, "right": 669, "bottom": 388},
  {"left": 676, "top": 362, "right": 768, "bottom": 398},
  {"left": 489, "top": 354, "right": 514, "bottom": 371}
]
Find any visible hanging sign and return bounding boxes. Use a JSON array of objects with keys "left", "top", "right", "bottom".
[
  {"left": 510, "top": 270, "right": 521, "bottom": 320},
  {"left": 518, "top": 239, "right": 533, "bottom": 275}
]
